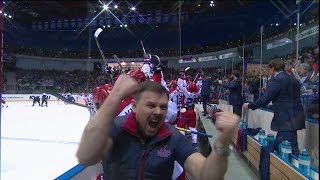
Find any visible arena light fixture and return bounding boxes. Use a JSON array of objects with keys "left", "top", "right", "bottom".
[
  {"left": 124, "top": 24, "right": 127, "bottom": 27},
  {"left": 210, "top": 1, "right": 215, "bottom": 7},
  {"left": 0, "top": 10, "right": 2, "bottom": 14},
  {"left": 114, "top": 5, "right": 118, "bottom": 9},
  {"left": 8, "top": 15, "right": 12, "bottom": 18},
  {"left": 4, "top": 13, "right": 7, "bottom": 16},
  {"left": 107, "top": 25, "right": 110, "bottom": 28},
  {"left": 130, "top": 7, "right": 136, "bottom": 11},
  {"left": 120, "top": 24, "right": 123, "bottom": 27},
  {"left": 103, "top": 4, "right": 109, "bottom": 10}
]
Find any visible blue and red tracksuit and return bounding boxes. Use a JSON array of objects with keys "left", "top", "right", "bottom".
[{"left": 102, "top": 112, "right": 197, "bottom": 180}]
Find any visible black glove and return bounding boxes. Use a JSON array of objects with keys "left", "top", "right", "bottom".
[
  {"left": 153, "top": 65, "right": 161, "bottom": 74},
  {"left": 151, "top": 55, "right": 162, "bottom": 74}
]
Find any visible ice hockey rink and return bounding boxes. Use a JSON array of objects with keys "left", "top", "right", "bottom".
[{"left": 1, "top": 101, "right": 90, "bottom": 180}]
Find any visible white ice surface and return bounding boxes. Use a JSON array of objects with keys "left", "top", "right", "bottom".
[{"left": 1, "top": 101, "right": 90, "bottom": 180}]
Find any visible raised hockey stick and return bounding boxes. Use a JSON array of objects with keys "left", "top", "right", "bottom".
[
  {"left": 94, "top": 28, "right": 106, "bottom": 60},
  {"left": 140, "top": 40, "right": 147, "bottom": 54},
  {"left": 176, "top": 127, "right": 213, "bottom": 138},
  {"left": 44, "top": 90, "right": 93, "bottom": 109},
  {"left": 113, "top": 54, "right": 123, "bottom": 72}
]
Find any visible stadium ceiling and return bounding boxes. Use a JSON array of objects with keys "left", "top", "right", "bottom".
[{"left": 4, "top": 0, "right": 253, "bottom": 25}]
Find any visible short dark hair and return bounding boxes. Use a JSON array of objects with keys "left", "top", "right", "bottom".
[
  {"left": 134, "top": 81, "right": 168, "bottom": 102},
  {"left": 268, "top": 58, "right": 285, "bottom": 71},
  {"left": 232, "top": 70, "right": 241, "bottom": 78}
]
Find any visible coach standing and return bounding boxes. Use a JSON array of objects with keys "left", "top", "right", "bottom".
[
  {"left": 243, "top": 59, "right": 305, "bottom": 155},
  {"left": 221, "top": 70, "right": 243, "bottom": 117},
  {"left": 201, "top": 76, "right": 213, "bottom": 116}
]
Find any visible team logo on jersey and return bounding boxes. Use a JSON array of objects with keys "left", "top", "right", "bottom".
[{"left": 157, "top": 145, "right": 172, "bottom": 158}]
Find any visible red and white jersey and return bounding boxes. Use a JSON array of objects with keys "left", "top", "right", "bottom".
[
  {"left": 165, "top": 101, "right": 178, "bottom": 124},
  {"left": 178, "top": 84, "right": 201, "bottom": 107},
  {"left": 117, "top": 97, "right": 133, "bottom": 116},
  {"left": 177, "top": 78, "right": 187, "bottom": 89},
  {"left": 169, "top": 88, "right": 180, "bottom": 106},
  {"left": 196, "top": 78, "right": 203, "bottom": 88},
  {"left": 141, "top": 63, "right": 153, "bottom": 79},
  {"left": 153, "top": 74, "right": 169, "bottom": 91}
]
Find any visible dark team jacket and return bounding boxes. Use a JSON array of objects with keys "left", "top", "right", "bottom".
[
  {"left": 249, "top": 72, "right": 305, "bottom": 131},
  {"left": 223, "top": 78, "right": 243, "bottom": 106},
  {"left": 102, "top": 112, "right": 197, "bottom": 180}
]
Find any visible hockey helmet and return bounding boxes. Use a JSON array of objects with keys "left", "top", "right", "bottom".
[
  {"left": 93, "top": 84, "right": 113, "bottom": 110},
  {"left": 150, "top": 55, "right": 161, "bottom": 68},
  {"left": 179, "top": 69, "right": 186, "bottom": 79},
  {"left": 187, "top": 82, "right": 199, "bottom": 93},
  {"left": 170, "top": 80, "right": 177, "bottom": 89},
  {"left": 179, "top": 68, "right": 185, "bottom": 75},
  {"left": 198, "top": 69, "right": 204, "bottom": 76},
  {"left": 127, "top": 69, "right": 146, "bottom": 82},
  {"left": 143, "top": 53, "right": 152, "bottom": 62}
]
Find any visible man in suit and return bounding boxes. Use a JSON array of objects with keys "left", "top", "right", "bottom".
[
  {"left": 221, "top": 70, "right": 243, "bottom": 117},
  {"left": 201, "top": 76, "right": 213, "bottom": 116},
  {"left": 243, "top": 59, "right": 305, "bottom": 155}
]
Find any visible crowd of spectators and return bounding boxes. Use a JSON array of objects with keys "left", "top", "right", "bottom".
[
  {"left": 3, "top": 5, "right": 318, "bottom": 119},
  {"left": 14, "top": 69, "right": 110, "bottom": 94},
  {"left": 241, "top": 45, "right": 319, "bottom": 119},
  {"left": 12, "top": 65, "right": 225, "bottom": 94},
  {"left": 5, "top": 43, "right": 319, "bottom": 120}
]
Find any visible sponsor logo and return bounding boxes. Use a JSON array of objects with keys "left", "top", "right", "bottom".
[{"left": 157, "top": 145, "right": 172, "bottom": 158}]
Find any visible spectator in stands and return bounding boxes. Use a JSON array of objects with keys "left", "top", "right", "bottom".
[
  {"left": 77, "top": 75, "right": 240, "bottom": 179},
  {"left": 285, "top": 61, "right": 294, "bottom": 76},
  {"left": 220, "top": 70, "right": 243, "bottom": 117},
  {"left": 296, "top": 63, "right": 314, "bottom": 94},
  {"left": 309, "top": 63, "right": 319, "bottom": 83},
  {"left": 243, "top": 59, "right": 305, "bottom": 155},
  {"left": 298, "top": 63, "right": 311, "bottom": 84}
]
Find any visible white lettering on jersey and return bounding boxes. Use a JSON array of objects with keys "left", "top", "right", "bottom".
[
  {"left": 178, "top": 83, "right": 201, "bottom": 107},
  {"left": 118, "top": 104, "right": 133, "bottom": 116},
  {"left": 169, "top": 90, "right": 179, "bottom": 105}
]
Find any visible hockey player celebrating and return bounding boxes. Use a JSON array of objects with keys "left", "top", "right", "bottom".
[
  {"left": 196, "top": 69, "right": 204, "bottom": 88},
  {"left": 176, "top": 82, "right": 201, "bottom": 147},
  {"left": 141, "top": 53, "right": 153, "bottom": 80},
  {"left": 169, "top": 80, "right": 180, "bottom": 107},
  {"left": 41, "top": 93, "right": 49, "bottom": 107},
  {"left": 92, "top": 69, "right": 146, "bottom": 116},
  {"left": 177, "top": 68, "right": 187, "bottom": 88}
]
